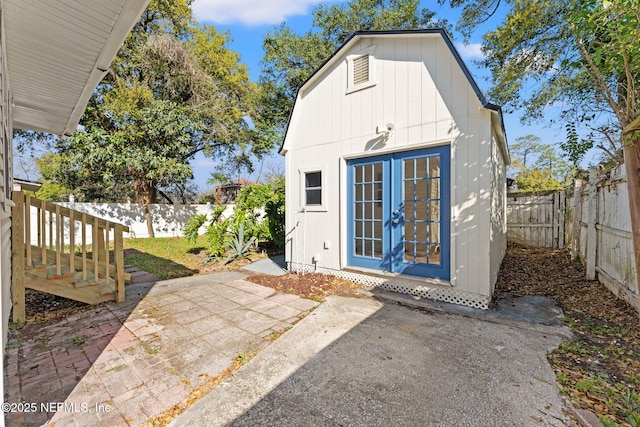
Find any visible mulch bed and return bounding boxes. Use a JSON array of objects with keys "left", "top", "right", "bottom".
[
  {"left": 246, "top": 272, "right": 362, "bottom": 302},
  {"left": 496, "top": 243, "right": 640, "bottom": 426}
]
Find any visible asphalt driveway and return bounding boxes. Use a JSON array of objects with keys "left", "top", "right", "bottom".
[{"left": 171, "top": 293, "right": 572, "bottom": 426}]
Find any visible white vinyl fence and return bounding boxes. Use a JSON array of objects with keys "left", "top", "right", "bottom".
[
  {"left": 27, "top": 203, "right": 234, "bottom": 245},
  {"left": 508, "top": 165, "right": 637, "bottom": 311}
]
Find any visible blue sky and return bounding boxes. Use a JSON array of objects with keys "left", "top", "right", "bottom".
[{"left": 188, "top": 0, "right": 575, "bottom": 190}]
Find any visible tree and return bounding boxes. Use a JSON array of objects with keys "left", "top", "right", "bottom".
[
  {"left": 509, "top": 135, "right": 569, "bottom": 190},
  {"left": 443, "top": 0, "right": 640, "bottom": 289},
  {"left": 57, "top": 3, "right": 269, "bottom": 236},
  {"left": 258, "top": 0, "right": 446, "bottom": 140}
]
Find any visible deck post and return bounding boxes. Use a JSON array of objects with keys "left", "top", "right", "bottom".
[
  {"left": 11, "top": 191, "right": 25, "bottom": 323},
  {"left": 114, "top": 224, "right": 125, "bottom": 302}
]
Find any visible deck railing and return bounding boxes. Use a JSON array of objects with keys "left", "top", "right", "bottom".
[{"left": 11, "top": 191, "right": 129, "bottom": 322}]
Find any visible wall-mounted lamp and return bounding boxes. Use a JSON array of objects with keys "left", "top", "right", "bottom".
[{"left": 376, "top": 123, "right": 395, "bottom": 135}]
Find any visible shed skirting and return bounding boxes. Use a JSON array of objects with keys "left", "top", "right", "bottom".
[{"left": 287, "top": 262, "right": 491, "bottom": 310}]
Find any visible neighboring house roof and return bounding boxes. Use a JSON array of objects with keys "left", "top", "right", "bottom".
[
  {"left": 279, "top": 29, "right": 509, "bottom": 164},
  {"left": 13, "top": 178, "right": 42, "bottom": 192},
  {"left": 218, "top": 179, "right": 255, "bottom": 189},
  {"left": 4, "top": 0, "right": 151, "bottom": 136}
]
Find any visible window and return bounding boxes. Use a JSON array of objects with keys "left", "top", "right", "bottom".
[
  {"left": 305, "top": 171, "right": 322, "bottom": 206},
  {"left": 346, "top": 45, "right": 376, "bottom": 94}
]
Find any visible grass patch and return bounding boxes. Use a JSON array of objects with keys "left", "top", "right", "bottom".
[{"left": 123, "top": 236, "right": 208, "bottom": 279}]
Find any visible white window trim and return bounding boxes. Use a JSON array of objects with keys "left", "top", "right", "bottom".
[
  {"left": 299, "top": 166, "right": 327, "bottom": 212},
  {"left": 346, "top": 45, "right": 376, "bottom": 94}
]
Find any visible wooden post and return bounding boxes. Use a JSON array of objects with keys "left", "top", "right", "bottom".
[
  {"left": 114, "top": 224, "right": 125, "bottom": 302},
  {"left": 25, "top": 195, "right": 31, "bottom": 267},
  {"left": 55, "top": 204, "right": 61, "bottom": 276},
  {"left": 93, "top": 217, "right": 99, "bottom": 279},
  {"left": 558, "top": 190, "right": 566, "bottom": 248},
  {"left": 41, "top": 203, "right": 46, "bottom": 264},
  {"left": 82, "top": 213, "right": 87, "bottom": 280},
  {"left": 11, "top": 191, "right": 25, "bottom": 323},
  {"left": 69, "top": 209, "right": 75, "bottom": 273},
  {"left": 572, "top": 180, "right": 583, "bottom": 260},
  {"left": 586, "top": 168, "right": 598, "bottom": 280},
  {"left": 552, "top": 192, "right": 559, "bottom": 248}
]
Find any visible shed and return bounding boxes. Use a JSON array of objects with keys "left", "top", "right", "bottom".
[{"left": 280, "top": 29, "right": 509, "bottom": 309}]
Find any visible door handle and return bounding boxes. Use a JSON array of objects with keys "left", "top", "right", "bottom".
[{"left": 392, "top": 219, "right": 399, "bottom": 224}]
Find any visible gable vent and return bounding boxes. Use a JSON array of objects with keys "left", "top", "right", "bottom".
[{"left": 353, "top": 54, "right": 369, "bottom": 85}]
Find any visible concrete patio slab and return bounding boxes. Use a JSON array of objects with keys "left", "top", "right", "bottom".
[
  {"left": 241, "top": 255, "right": 287, "bottom": 276},
  {"left": 3, "top": 271, "right": 319, "bottom": 427}
]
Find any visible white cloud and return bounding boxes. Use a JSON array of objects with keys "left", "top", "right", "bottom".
[
  {"left": 192, "top": 0, "right": 326, "bottom": 26},
  {"left": 455, "top": 42, "right": 484, "bottom": 60},
  {"left": 195, "top": 159, "right": 217, "bottom": 168}
]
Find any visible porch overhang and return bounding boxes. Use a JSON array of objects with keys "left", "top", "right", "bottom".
[{"left": 4, "top": 0, "right": 150, "bottom": 136}]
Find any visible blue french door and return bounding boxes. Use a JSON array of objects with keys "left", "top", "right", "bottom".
[{"left": 347, "top": 146, "right": 450, "bottom": 279}]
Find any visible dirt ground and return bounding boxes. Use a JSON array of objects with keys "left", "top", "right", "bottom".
[
  {"left": 496, "top": 243, "right": 640, "bottom": 426},
  {"left": 18, "top": 244, "right": 640, "bottom": 425}
]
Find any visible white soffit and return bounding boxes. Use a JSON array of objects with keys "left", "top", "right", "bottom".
[{"left": 4, "top": 0, "right": 150, "bottom": 135}]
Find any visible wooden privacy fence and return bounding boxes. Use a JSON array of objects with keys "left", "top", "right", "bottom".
[
  {"left": 567, "top": 167, "right": 637, "bottom": 311},
  {"left": 506, "top": 166, "right": 637, "bottom": 311},
  {"left": 506, "top": 190, "right": 566, "bottom": 248},
  {"left": 11, "top": 191, "right": 130, "bottom": 322}
]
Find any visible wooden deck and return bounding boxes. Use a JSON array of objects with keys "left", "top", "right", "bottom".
[
  {"left": 25, "top": 265, "right": 115, "bottom": 305},
  {"left": 12, "top": 191, "right": 130, "bottom": 322}
]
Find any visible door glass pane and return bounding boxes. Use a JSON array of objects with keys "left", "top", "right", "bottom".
[
  {"left": 416, "top": 222, "right": 427, "bottom": 243},
  {"left": 355, "top": 221, "right": 363, "bottom": 238},
  {"left": 405, "top": 201, "right": 415, "bottom": 221},
  {"left": 364, "top": 203, "right": 372, "bottom": 219},
  {"left": 416, "top": 179, "right": 427, "bottom": 200},
  {"left": 429, "top": 178, "right": 440, "bottom": 199},
  {"left": 429, "top": 156, "right": 440, "bottom": 177},
  {"left": 404, "top": 159, "right": 414, "bottom": 179},
  {"left": 374, "top": 163, "right": 383, "bottom": 181},
  {"left": 404, "top": 180, "right": 414, "bottom": 200},
  {"left": 428, "top": 244, "right": 441, "bottom": 264},
  {"left": 355, "top": 202, "right": 363, "bottom": 219},
  {"left": 416, "top": 158, "right": 427, "bottom": 177},
  {"left": 364, "top": 164, "right": 372, "bottom": 182},
  {"left": 374, "top": 221, "right": 382, "bottom": 239},
  {"left": 364, "top": 184, "right": 372, "bottom": 200},
  {"left": 374, "top": 202, "right": 382, "bottom": 219},
  {"left": 355, "top": 166, "right": 363, "bottom": 183},
  {"left": 355, "top": 239, "right": 363, "bottom": 256},
  {"left": 365, "top": 240, "right": 373, "bottom": 257},
  {"left": 429, "top": 222, "right": 440, "bottom": 245},
  {"left": 404, "top": 242, "right": 414, "bottom": 262},
  {"left": 416, "top": 201, "right": 427, "bottom": 221},
  {"left": 429, "top": 200, "right": 440, "bottom": 222},
  {"left": 374, "top": 240, "right": 382, "bottom": 258},
  {"left": 356, "top": 184, "right": 363, "bottom": 200},
  {"left": 415, "top": 243, "right": 427, "bottom": 263},
  {"left": 365, "top": 222, "right": 373, "bottom": 238},
  {"left": 374, "top": 183, "right": 383, "bottom": 200}
]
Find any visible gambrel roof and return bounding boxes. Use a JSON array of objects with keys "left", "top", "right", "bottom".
[
  {"left": 4, "top": 0, "right": 150, "bottom": 135},
  {"left": 280, "top": 29, "right": 508, "bottom": 162}
]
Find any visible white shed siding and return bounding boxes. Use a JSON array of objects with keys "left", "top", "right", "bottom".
[{"left": 489, "top": 131, "right": 507, "bottom": 292}]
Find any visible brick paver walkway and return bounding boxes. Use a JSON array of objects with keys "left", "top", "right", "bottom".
[{"left": 4, "top": 271, "right": 318, "bottom": 426}]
